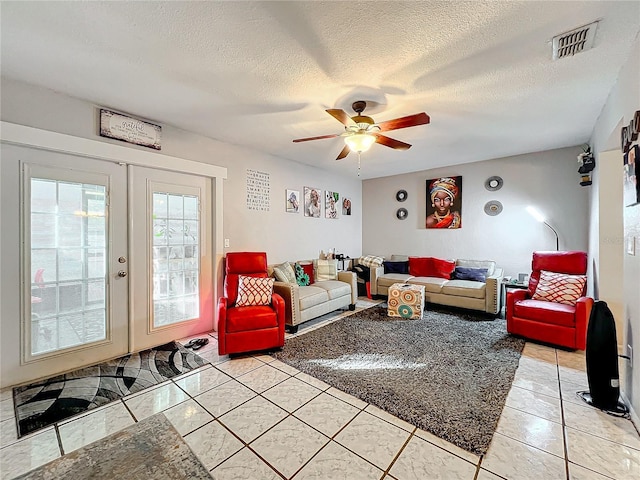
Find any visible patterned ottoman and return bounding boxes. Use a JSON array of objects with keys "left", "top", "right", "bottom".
[{"left": 387, "top": 283, "right": 425, "bottom": 319}]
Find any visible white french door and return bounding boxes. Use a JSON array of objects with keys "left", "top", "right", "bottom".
[
  {"left": 129, "top": 166, "right": 213, "bottom": 351},
  {"left": 0, "top": 145, "right": 214, "bottom": 388}
]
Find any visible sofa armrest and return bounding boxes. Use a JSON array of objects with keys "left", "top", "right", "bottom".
[
  {"left": 217, "top": 297, "right": 228, "bottom": 355},
  {"left": 484, "top": 268, "right": 503, "bottom": 314},
  {"left": 337, "top": 271, "right": 357, "bottom": 304},
  {"left": 575, "top": 296, "right": 594, "bottom": 350},
  {"left": 273, "top": 281, "right": 301, "bottom": 327},
  {"left": 370, "top": 266, "right": 384, "bottom": 295}
]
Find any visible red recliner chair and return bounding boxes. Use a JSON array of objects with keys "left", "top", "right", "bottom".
[
  {"left": 506, "top": 251, "right": 593, "bottom": 350},
  {"left": 218, "top": 252, "right": 285, "bottom": 355}
]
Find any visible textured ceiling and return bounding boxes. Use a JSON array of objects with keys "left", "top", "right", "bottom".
[{"left": 1, "top": 1, "right": 639, "bottom": 179}]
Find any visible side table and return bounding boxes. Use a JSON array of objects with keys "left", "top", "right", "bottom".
[
  {"left": 501, "top": 280, "right": 529, "bottom": 313},
  {"left": 388, "top": 283, "right": 425, "bottom": 319}
]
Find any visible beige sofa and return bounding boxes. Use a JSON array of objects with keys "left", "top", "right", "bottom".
[
  {"left": 268, "top": 261, "right": 357, "bottom": 333},
  {"left": 371, "top": 259, "right": 503, "bottom": 315}
]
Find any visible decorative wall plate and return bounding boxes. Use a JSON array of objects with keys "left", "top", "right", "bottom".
[
  {"left": 396, "top": 190, "right": 408, "bottom": 202},
  {"left": 396, "top": 208, "right": 408, "bottom": 220},
  {"left": 484, "top": 176, "right": 503, "bottom": 191},
  {"left": 484, "top": 200, "right": 503, "bottom": 216}
]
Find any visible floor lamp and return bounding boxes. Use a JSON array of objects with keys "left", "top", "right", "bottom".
[{"left": 526, "top": 206, "right": 559, "bottom": 250}]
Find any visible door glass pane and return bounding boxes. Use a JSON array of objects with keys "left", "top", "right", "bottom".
[
  {"left": 30, "top": 179, "right": 107, "bottom": 355},
  {"left": 152, "top": 192, "right": 199, "bottom": 327}
]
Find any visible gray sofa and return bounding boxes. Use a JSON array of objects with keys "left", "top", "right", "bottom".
[
  {"left": 370, "top": 258, "right": 503, "bottom": 315},
  {"left": 268, "top": 261, "right": 357, "bottom": 333}
]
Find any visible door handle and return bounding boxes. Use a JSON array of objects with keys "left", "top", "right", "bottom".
[{"left": 117, "top": 270, "right": 128, "bottom": 277}]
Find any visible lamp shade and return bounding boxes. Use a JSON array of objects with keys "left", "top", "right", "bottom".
[{"left": 345, "top": 133, "right": 376, "bottom": 153}]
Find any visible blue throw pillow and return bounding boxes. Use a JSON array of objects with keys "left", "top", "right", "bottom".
[
  {"left": 383, "top": 261, "right": 410, "bottom": 274},
  {"left": 453, "top": 267, "right": 488, "bottom": 282}
]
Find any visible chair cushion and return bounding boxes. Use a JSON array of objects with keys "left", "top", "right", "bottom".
[
  {"left": 441, "top": 280, "right": 486, "bottom": 299},
  {"left": 407, "top": 276, "right": 449, "bottom": 293},
  {"left": 314, "top": 280, "right": 351, "bottom": 300},
  {"left": 273, "top": 262, "right": 297, "bottom": 284},
  {"left": 532, "top": 270, "right": 587, "bottom": 306},
  {"left": 236, "top": 276, "right": 274, "bottom": 306},
  {"left": 513, "top": 299, "right": 577, "bottom": 327},
  {"left": 226, "top": 305, "right": 278, "bottom": 332},
  {"left": 298, "top": 286, "right": 330, "bottom": 310}
]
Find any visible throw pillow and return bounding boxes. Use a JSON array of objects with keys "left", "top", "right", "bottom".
[
  {"left": 532, "top": 270, "right": 587, "bottom": 306},
  {"left": 453, "top": 267, "right": 488, "bottom": 282},
  {"left": 235, "top": 275, "right": 274, "bottom": 306},
  {"left": 294, "top": 262, "right": 310, "bottom": 286},
  {"left": 431, "top": 257, "right": 456, "bottom": 279},
  {"left": 272, "top": 262, "right": 297, "bottom": 284},
  {"left": 300, "top": 262, "right": 315, "bottom": 284},
  {"left": 409, "top": 257, "right": 455, "bottom": 279},
  {"left": 383, "top": 260, "right": 410, "bottom": 274},
  {"left": 315, "top": 259, "right": 338, "bottom": 281},
  {"left": 358, "top": 255, "right": 384, "bottom": 268},
  {"left": 408, "top": 257, "right": 431, "bottom": 277}
]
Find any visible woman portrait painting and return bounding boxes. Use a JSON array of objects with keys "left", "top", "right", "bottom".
[
  {"left": 426, "top": 176, "right": 462, "bottom": 229},
  {"left": 304, "top": 186, "right": 322, "bottom": 218},
  {"left": 623, "top": 144, "right": 639, "bottom": 206}
]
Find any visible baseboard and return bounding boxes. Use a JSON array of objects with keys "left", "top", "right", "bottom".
[{"left": 620, "top": 391, "right": 640, "bottom": 433}]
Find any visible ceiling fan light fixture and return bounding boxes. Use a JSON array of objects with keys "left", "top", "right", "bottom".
[{"left": 345, "top": 133, "right": 376, "bottom": 153}]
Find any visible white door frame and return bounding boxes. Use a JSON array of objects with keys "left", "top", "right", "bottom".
[{"left": 0, "top": 121, "right": 227, "bottom": 389}]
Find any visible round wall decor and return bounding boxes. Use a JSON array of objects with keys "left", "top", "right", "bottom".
[
  {"left": 484, "top": 200, "right": 503, "bottom": 216},
  {"left": 484, "top": 176, "right": 503, "bottom": 191},
  {"left": 396, "top": 208, "right": 408, "bottom": 220},
  {"left": 396, "top": 190, "right": 408, "bottom": 202}
]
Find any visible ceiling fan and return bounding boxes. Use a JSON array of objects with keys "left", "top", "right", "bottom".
[{"left": 293, "top": 101, "right": 430, "bottom": 160}]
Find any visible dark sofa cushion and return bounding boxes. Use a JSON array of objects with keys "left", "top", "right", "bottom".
[
  {"left": 453, "top": 266, "right": 488, "bottom": 282},
  {"left": 383, "top": 260, "right": 409, "bottom": 274}
]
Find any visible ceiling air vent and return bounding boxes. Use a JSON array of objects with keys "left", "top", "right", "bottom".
[{"left": 552, "top": 21, "right": 598, "bottom": 60}]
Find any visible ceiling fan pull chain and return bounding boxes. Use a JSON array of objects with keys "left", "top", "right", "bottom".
[{"left": 357, "top": 152, "right": 361, "bottom": 176}]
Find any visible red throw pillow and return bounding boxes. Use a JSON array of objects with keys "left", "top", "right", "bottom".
[
  {"left": 409, "top": 257, "right": 431, "bottom": 277},
  {"left": 408, "top": 257, "right": 455, "bottom": 279},
  {"left": 300, "top": 262, "right": 315, "bottom": 285},
  {"left": 431, "top": 258, "right": 456, "bottom": 279}
]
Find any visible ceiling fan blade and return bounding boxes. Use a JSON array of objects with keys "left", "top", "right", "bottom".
[
  {"left": 326, "top": 109, "right": 356, "bottom": 126},
  {"left": 336, "top": 145, "right": 350, "bottom": 160},
  {"left": 293, "top": 133, "right": 339, "bottom": 143},
  {"left": 375, "top": 134, "right": 412, "bottom": 150},
  {"left": 376, "top": 112, "right": 430, "bottom": 132}
]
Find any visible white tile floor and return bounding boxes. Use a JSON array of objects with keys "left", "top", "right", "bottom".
[{"left": 1, "top": 299, "right": 639, "bottom": 479}]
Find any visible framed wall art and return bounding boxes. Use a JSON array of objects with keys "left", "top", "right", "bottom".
[
  {"left": 426, "top": 176, "right": 462, "bottom": 229},
  {"left": 304, "top": 187, "right": 322, "bottom": 218},
  {"left": 623, "top": 144, "right": 639, "bottom": 206},
  {"left": 342, "top": 197, "right": 352, "bottom": 215},
  {"left": 325, "top": 191, "right": 339, "bottom": 219},
  {"left": 286, "top": 189, "right": 300, "bottom": 213}
]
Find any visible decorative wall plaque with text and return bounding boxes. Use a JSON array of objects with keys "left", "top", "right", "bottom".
[
  {"left": 99, "top": 109, "right": 162, "bottom": 150},
  {"left": 246, "top": 169, "right": 270, "bottom": 211}
]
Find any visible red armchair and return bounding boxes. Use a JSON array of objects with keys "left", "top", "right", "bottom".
[
  {"left": 506, "top": 251, "right": 593, "bottom": 350},
  {"left": 218, "top": 252, "right": 285, "bottom": 355}
]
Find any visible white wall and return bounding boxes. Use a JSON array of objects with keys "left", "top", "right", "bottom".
[
  {"left": 590, "top": 34, "right": 640, "bottom": 423},
  {"left": 362, "top": 147, "right": 590, "bottom": 278},
  {"left": 0, "top": 78, "right": 363, "bottom": 264}
]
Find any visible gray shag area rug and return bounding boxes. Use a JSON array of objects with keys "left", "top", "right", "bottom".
[
  {"left": 273, "top": 305, "right": 525, "bottom": 455},
  {"left": 16, "top": 414, "right": 211, "bottom": 479}
]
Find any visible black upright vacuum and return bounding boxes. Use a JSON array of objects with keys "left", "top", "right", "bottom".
[{"left": 578, "top": 301, "right": 629, "bottom": 415}]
